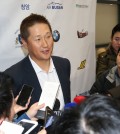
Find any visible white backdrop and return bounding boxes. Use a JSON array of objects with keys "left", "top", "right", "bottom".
[{"left": 0, "top": 0, "right": 96, "bottom": 100}]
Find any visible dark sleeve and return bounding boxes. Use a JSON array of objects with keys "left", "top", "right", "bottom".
[
  {"left": 4, "top": 65, "right": 23, "bottom": 97},
  {"left": 14, "top": 113, "right": 30, "bottom": 123},
  {"left": 90, "top": 71, "right": 108, "bottom": 94},
  {"left": 96, "top": 52, "right": 108, "bottom": 78},
  {"left": 65, "top": 58, "right": 71, "bottom": 101},
  {"left": 66, "top": 58, "right": 71, "bottom": 79}
]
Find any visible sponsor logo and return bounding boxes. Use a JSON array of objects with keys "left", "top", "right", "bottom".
[
  {"left": 76, "top": 4, "right": 88, "bottom": 8},
  {"left": 77, "top": 30, "right": 88, "bottom": 38},
  {"left": 15, "top": 29, "right": 22, "bottom": 48},
  {"left": 15, "top": 29, "right": 60, "bottom": 47},
  {"left": 52, "top": 30, "right": 60, "bottom": 42},
  {"left": 77, "top": 59, "right": 86, "bottom": 70},
  {"left": 47, "top": 2, "right": 63, "bottom": 9},
  {"left": 21, "top": 4, "right": 30, "bottom": 10}
]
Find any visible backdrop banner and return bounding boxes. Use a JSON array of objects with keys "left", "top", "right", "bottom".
[{"left": 0, "top": 0, "right": 96, "bottom": 99}]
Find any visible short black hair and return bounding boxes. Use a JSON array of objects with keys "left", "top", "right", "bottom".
[
  {"left": 20, "top": 13, "right": 52, "bottom": 41},
  {"left": 0, "top": 72, "right": 13, "bottom": 119},
  {"left": 49, "top": 94, "right": 120, "bottom": 134},
  {"left": 111, "top": 24, "right": 120, "bottom": 38}
]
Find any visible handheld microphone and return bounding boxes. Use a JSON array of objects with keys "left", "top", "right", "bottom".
[
  {"left": 35, "top": 98, "right": 60, "bottom": 120},
  {"left": 64, "top": 96, "right": 87, "bottom": 110},
  {"left": 53, "top": 98, "right": 60, "bottom": 111},
  {"left": 64, "top": 102, "right": 77, "bottom": 109},
  {"left": 73, "top": 95, "right": 86, "bottom": 104}
]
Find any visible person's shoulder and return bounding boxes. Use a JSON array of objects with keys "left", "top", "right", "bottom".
[
  {"left": 5, "top": 56, "right": 28, "bottom": 72},
  {"left": 52, "top": 56, "right": 70, "bottom": 62},
  {"left": 97, "top": 69, "right": 110, "bottom": 80},
  {"left": 52, "top": 56, "right": 70, "bottom": 69},
  {"left": 98, "top": 51, "right": 108, "bottom": 59}
]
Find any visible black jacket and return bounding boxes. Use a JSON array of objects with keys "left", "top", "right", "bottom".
[
  {"left": 5, "top": 56, "right": 71, "bottom": 107},
  {"left": 96, "top": 45, "right": 117, "bottom": 78},
  {"left": 90, "top": 69, "right": 116, "bottom": 94}
]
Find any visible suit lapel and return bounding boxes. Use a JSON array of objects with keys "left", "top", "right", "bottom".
[
  {"left": 52, "top": 56, "right": 67, "bottom": 103},
  {"left": 24, "top": 56, "right": 42, "bottom": 91}
]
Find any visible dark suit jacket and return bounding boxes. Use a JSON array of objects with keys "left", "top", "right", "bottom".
[{"left": 5, "top": 56, "right": 71, "bottom": 108}]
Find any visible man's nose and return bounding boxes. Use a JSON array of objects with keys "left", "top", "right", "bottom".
[{"left": 42, "top": 37, "right": 48, "bottom": 47}]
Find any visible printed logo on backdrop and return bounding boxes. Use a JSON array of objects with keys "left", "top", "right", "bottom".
[
  {"left": 77, "top": 59, "right": 86, "bottom": 70},
  {"left": 77, "top": 30, "right": 88, "bottom": 38},
  {"left": 52, "top": 30, "right": 60, "bottom": 42},
  {"left": 15, "top": 29, "right": 22, "bottom": 48},
  {"left": 76, "top": 4, "right": 88, "bottom": 8},
  {"left": 15, "top": 29, "right": 60, "bottom": 47},
  {"left": 47, "top": 2, "right": 63, "bottom": 9},
  {"left": 21, "top": 4, "right": 30, "bottom": 10}
]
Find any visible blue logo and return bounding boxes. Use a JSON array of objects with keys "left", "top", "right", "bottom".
[
  {"left": 47, "top": 2, "right": 63, "bottom": 9},
  {"left": 15, "top": 29, "right": 22, "bottom": 47},
  {"left": 52, "top": 30, "right": 60, "bottom": 42},
  {"left": 17, "top": 34, "right": 22, "bottom": 44},
  {"left": 21, "top": 4, "right": 30, "bottom": 10}
]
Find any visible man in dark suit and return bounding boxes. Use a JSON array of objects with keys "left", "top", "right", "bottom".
[{"left": 5, "top": 14, "right": 71, "bottom": 113}]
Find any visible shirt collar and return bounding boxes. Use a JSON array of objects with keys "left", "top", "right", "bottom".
[{"left": 29, "top": 55, "right": 55, "bottom": 74}]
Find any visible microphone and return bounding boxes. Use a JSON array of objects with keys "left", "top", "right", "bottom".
[
  {"left": 64, "top": 96, "right": 87, "bottom": 110},
  {"left": 35, "top": 99, "right": 60, "bottom": 120},
  {"left": 64, "top": 102, "right": 77, "bottom": 109},
  {"left": 53, "top": 98, "right": 60, "bottom": 111},
  {"left": 73, "top": 95, "right": 87, "bottom": 104}
]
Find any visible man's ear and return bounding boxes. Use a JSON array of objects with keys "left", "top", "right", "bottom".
[{"left": 21, "top": 38, "right": 28, "bottom": 49}]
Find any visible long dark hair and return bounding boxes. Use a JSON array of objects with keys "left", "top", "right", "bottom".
[{"left": 0, "top": 72, "right": 13, "bottom": 119}]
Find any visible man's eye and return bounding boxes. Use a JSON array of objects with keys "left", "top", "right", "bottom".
[
  {"left": 46, "top": 35, "right": 51, "bottom": 38},
  {"left": 46, "top": 35, "right": 52, "bottom": 39},
  {"left": 35, "top": 38, "right": 41, "bottom": 41}
]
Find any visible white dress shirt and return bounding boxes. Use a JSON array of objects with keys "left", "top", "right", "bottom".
[{"left": 29, "top": 56, "right": 64, "bottom": 110}]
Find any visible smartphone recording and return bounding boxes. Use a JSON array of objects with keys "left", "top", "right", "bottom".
[{"left": 16, "top": 84, "right": 34, "bottom": 107}]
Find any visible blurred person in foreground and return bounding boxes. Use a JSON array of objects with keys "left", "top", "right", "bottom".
[
  {"left": 47, "top": 94, "right": 120, "bottom": 134},
  {"left": 0, "top": 72, "right": 44, "bottom": 131}
]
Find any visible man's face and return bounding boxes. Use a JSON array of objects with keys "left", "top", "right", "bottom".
[
  {"left": 111, "top": 32, "right": 120, "bottom": 54},
  {"left": 22, "top": 23, "right": 54, "bottom": 63},
  {"left": 116, "top": 52, "right": 120, "bottom": 68}
]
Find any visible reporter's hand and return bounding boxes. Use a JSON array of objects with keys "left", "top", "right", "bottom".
[
  {"left": 14, "top": 96, "right": 30, "bottom": 114},
  {"left": 26, "top": 102, "right": 45, "bottom": 120},
  {"left": 37, "top": 128, "right": 47, "bottom": 134}
]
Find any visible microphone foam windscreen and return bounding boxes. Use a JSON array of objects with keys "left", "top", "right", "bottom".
[{"left": 73, "top": 96, "right": 86, "bottom": 104}]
